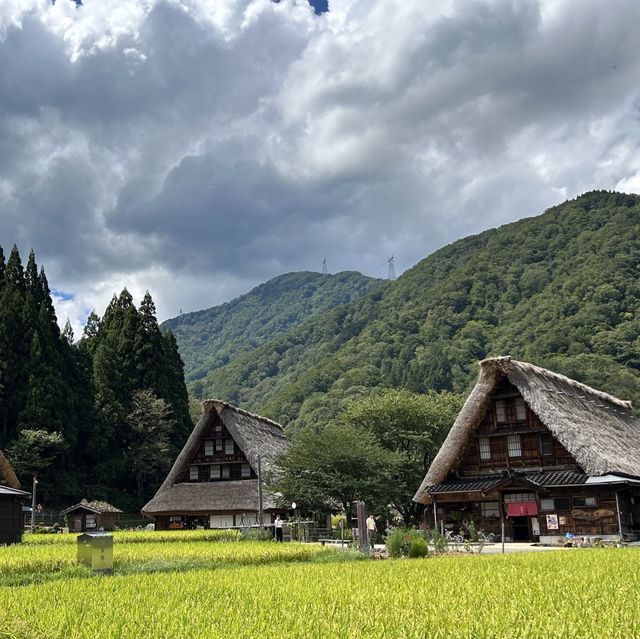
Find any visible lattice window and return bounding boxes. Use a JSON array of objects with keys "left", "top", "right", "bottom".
[
  {"left": 539, "top": 433, "right": 553, "bottom": 456},
  {"left": 507, "top": 434, "right": 522, "bottom": 458},
  {"left": 204, "top": 440, "right": 214, "bottom": 457},
  {"left": 241, "top": 463, "right": 251, "bottom": 478},
  {"left": 189, "top": 465, "right": 198, "bottom": 481},
  {"left": 479, "top": 437, "right": 491, "bottom": 460},
  {"left": 495, "top": 400, "right": 507, "bottom": 423},
  {"left": 515, "top": 398, "right": 527, "bottom": 421},
  {"left": 225, "top": 439, "right": 234, "bottom": 455}
]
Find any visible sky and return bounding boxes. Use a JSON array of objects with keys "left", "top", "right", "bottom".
[{"left": 1, "top": 0, "right": 640, "bottom": 335}]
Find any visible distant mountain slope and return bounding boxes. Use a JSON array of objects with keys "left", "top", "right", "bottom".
[
  {"left": 162, "top": 271, "right": 386, "bottom": 392},
  {"left": 197, "top": 191, "right": 640, "bottom": 427}
]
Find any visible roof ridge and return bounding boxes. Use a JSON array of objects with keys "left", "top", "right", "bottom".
[{"left": 203, "top": 399, "right": 285, "bottom": 431}]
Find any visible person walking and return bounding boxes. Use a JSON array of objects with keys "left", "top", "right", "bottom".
[{"left": 274, "top": 514, "right": 283, "bottom": 542}]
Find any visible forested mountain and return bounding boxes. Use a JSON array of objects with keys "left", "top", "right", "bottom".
[
  {"left": 183, "top": 191, "right": 640, "bottom": 428},
  {"left": 0, "top": 245, "right": 191, "bottom": 510},
  {"left": 162, "top": 270, "right": 385, "bottom": 397}
]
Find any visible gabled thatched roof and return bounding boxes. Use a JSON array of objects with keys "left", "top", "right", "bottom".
[
  {"left": 0, "top": 450, "right": 21, "bottom": 490},
  {"left": 142, "top": 400, "right": 289, "bottom": 515},
  {"left": 60, "top": 499, "right": 123, "bottom": 515},
  {"left": 414, "top": 356, "right": 640, "bottom": 504}
]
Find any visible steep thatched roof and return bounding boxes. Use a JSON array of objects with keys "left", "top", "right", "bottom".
[
  {"left": 0, "top": 450, "right": 21, "bottom": 490},
  {"left": 60, "top": 499, "right": 123, "bottom": 516},
  {"left": 142, "top": 400, "right": 289, "bottom": 515},
  {"left": 414, "top": 356, "right": 640, "bottom": 504}
]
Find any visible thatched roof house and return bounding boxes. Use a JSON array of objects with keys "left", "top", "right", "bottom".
[
  {"left": 60, "top": 499, "right": 123, "bottom": 532},
  {"left": 414, "top": 357, "right": 640, "bottom": 542},
  {"left": 142, "top": 400, "right": 290, "bottom": 530},
  {"left": 0, "top": 450, "right": 30, "bottom": 545}
]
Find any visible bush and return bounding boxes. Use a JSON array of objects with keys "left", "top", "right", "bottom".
[
  {"left": 408, "top": 537, "right": 428, "bottom": 558},
  {"left": 386, "top": 528, "right": 428, "bottom": 558}
]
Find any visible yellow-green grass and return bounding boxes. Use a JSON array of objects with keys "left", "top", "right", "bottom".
[
  {"left": 0, "top": 539, "right": 350, "bottom": 584},
  {"left": 23, "top": 529, "right": 240, "bottom": 545},
  {"left": 0, "top": 549, "right": 638, "bottom": 638}
]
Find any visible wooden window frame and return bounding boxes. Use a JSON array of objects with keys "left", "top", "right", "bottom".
[
  {"left": 506, "top": 434, "right": 522, "bottom": 458},
  {"left": 478, "top": 437, "right": 491, "bottom": 461}
]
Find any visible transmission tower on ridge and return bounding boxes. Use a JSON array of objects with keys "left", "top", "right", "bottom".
[
  {"left": 387, "top": 255, "right": 396, "bottom": 280},
  {"left": 322, "top": 257, "right": 328, "bottom": 275}
]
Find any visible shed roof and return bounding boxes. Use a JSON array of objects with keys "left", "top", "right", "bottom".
[
  {"left": 142, "top": 400, "right": 289, "bottom": 515},
  {"left": 60, "top": 499, "right": 123, "bottom": 515},
  {"left": 414, "top": 356, "right": 640, "bottom": 503}
]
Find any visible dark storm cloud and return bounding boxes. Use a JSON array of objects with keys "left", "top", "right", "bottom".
[{"left": 1, "top": 0, "right": 640, "bottom": 331}]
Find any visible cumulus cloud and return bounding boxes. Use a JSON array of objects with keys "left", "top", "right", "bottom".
[{"left": 1, "top": 0, "right": 640, "bottom": 335}]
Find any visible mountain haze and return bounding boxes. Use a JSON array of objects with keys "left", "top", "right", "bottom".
[{"left": 173, "top": 191, "right": 640, "bottom": 429}]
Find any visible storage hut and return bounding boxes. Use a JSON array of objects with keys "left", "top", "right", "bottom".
[
  {"left": 414, "top": 357, "right": 640, "bottom": 544},
  {"left": 60, "top": 499, "right": 122, "bottom": 532},
  {"left": 0, "top": 450, "right": 30, "bottom": 544},
  {"left": 142, "top": 400, "right": 290, "bottom": 530}
]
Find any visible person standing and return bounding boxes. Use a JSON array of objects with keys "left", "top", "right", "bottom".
[
  {"left": 366, "top": 514, "right": 376, "bottom": 546},
  {"left": 274, "top": 514, "right": 283, "bottom": 542}
]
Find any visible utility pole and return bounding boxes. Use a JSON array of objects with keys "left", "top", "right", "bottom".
[{"left": 30, "top": 475, "right": 38, "bottom": 534}]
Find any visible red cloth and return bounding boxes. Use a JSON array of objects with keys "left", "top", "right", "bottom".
[{"left": 507, "top": 501, "right": 538, "bottom": 517}]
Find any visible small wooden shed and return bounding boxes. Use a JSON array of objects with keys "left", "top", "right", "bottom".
[
  {"left": 60, "top": 499, "right": 122, "bottom": 532},
  {"left": 0, "top": 450, "right": 30, "bottom": 545}
]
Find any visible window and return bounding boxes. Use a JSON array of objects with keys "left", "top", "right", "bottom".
[
  {"left": 215, "top": 439, "right": 223, "bottom": 452},
  {"left": 503, "top": 492, "right": 536, "bottom": 503},
  {"left": 574, "top": 496, "right": 597, "bottom": 508},
  {"left": 210, "top": 465, "right": 221, "bottom": 480},
  {"left": 85, "top": 514, "right": 97, "bottom": 529},
  {"left": 539, "top": 433, "right": 553, "bottom": 456},
  {"left": 515, "top": 398, "right": 527, "bottom": 421},
  {"left": 221, "top": 465, "right": 230, "bottom": 479},
  {"left": 507, "top": 434, "right": 522, "bottom": 458},
  {"left": 495, "top": 400, "right": 507, "bottom": 424},
  {"left": 214, "top": 422, "right": 222, "bottom": 434},
  {"left": 241, "top": 463, "right": 251, "bottom": 478},
  {"left": 478, "top": 437, "right": 491, "bottom": 460},
  {"left": 204, "top": 440, "right": 214, "bottom": 457},
  {"left": 225, "top": 439, "right": 234, "bottom": 455},
  {"left": 481, "top": 502, "right": 500, "bottom": 518},
  {"left": 541, "top": 498, "right": 571, "bottom": 511},
  {"left": 189, "top": 465, "right": 199, "bottom": 481}
]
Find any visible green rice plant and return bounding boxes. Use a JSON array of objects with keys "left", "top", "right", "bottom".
[{"left": 0, "top": 548, "right": 638, "bottom": 638}]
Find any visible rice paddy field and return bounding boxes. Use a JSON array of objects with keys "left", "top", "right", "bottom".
[{"left": 1, "top": 533, "right": 639, "bottom": 639}]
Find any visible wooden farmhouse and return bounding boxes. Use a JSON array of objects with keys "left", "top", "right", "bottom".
[
  {"left": 60, "top": 499, "right": 122, "bottom": 532},
  {"left": 414, "top": 357, "right": 640, "bottom": 544},
  {"left": 142, "top": 400, "right": 290, "bottom": 530},
  {"left": 0, "top": 450, "right": 30, "bottom": 545}
]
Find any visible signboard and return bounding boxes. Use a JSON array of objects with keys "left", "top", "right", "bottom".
[{"left": 546, "top": 514, "right": 559, "bottom": 530}]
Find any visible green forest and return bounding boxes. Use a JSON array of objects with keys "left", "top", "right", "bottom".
[
  {"left": 173, "top": 191, "right": 640, "bottom": 429},
  {"left": 162, "top": 270, "right": 384, "bottom": 394},
  {"left": 0, "top": 246, "right": 191, "bottom": 510}
]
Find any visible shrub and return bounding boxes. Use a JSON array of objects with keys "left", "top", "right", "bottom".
[
  {"left": 408, "top": 537, "right": 428, "bottom": 558},
  {"left": 239, "top": 528, "right": 273, "bottom": 542},
  {"left": 386, "top": 528, "right": 428, "bottom": 558}
]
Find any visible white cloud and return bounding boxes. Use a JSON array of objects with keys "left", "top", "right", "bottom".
[{"left": 1, "top": 0, "right": 639, "bottom": 332}]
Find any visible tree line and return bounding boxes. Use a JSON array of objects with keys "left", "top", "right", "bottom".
[{"left": 0, "top": 245, "right": 192, "bottom": 511}]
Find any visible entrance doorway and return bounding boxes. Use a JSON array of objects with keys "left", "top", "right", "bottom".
[{"left": 511, "top": 517, "right": 531, "bottom": 541}]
